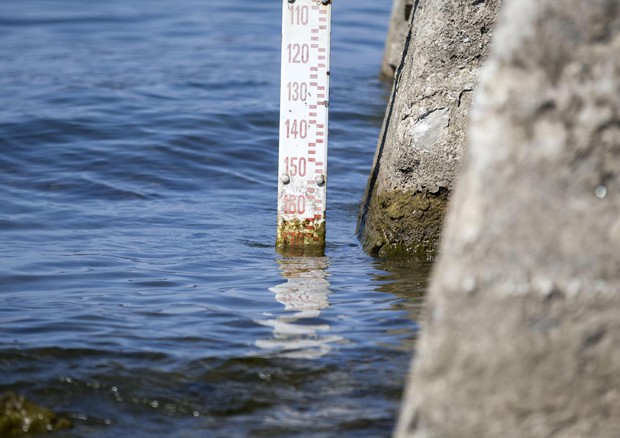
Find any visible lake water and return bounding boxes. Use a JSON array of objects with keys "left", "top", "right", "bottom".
[{"left": 0, "top": 1, "right": 432, "bottom": 436}]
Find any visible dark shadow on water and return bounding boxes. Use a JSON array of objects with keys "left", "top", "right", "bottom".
[{"left": 372, "top": 256, "right": 434, "bottom": 323}]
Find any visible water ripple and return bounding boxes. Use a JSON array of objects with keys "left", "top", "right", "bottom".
[{"left": 0, "top": 0, "right": 428, "bottom": 436}]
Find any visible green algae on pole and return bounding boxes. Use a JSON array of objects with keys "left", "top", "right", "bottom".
[{"left": 276, "top": 0, "right": 332, "bottom": 255}]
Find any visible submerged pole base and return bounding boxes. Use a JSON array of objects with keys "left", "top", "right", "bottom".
[{"left": 276, "top": 218, "right": 326, "bottom": 257}]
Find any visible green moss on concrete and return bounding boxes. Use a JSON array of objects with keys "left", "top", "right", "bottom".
[
  {"left": 359, "top": 189, "right": 449, "bottom": 258},
  {"left": 0, "top": 392, "right": 71, "bottom": 437}
]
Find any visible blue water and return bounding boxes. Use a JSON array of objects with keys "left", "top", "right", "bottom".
[{"left": 0, "top": 1, "right": 431, "bottom": 436}]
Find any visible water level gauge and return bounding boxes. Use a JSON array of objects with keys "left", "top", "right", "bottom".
[{"left": 276, "top": 0, "right": 332, "bottom": 254}]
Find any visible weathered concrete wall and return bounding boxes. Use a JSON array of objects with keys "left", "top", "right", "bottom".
[
  {"left": 381, "top": 0, "right": 414, "bottom": 80},
  {"left": 395, "top": 0, "right": 620, "bottom": 437},
  {"left": 358, "top": 0, "right": 502, "bottom": 257}
]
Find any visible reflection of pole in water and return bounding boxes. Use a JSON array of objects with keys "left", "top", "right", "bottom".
[{"left": 255, "top": 257, "right": 342, "bottom": 359}]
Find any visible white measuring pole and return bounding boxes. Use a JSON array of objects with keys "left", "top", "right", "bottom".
[{"left": 277, "top": 0, "right": 332, "bottom": 254}]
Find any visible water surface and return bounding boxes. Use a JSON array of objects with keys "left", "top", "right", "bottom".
[{"left": 0, "top": 1, "right": 431, "bottom": 436}]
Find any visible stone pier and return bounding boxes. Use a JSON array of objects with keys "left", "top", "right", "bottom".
[
  {"left": 380, "top": 0, "right": 414, "bottom": 80},
  {"left": 358, "top": 0, "right": 502, "bottom": 257},
  {"left": 395, "top": 0, "right": 620, "bottom": 436}
]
